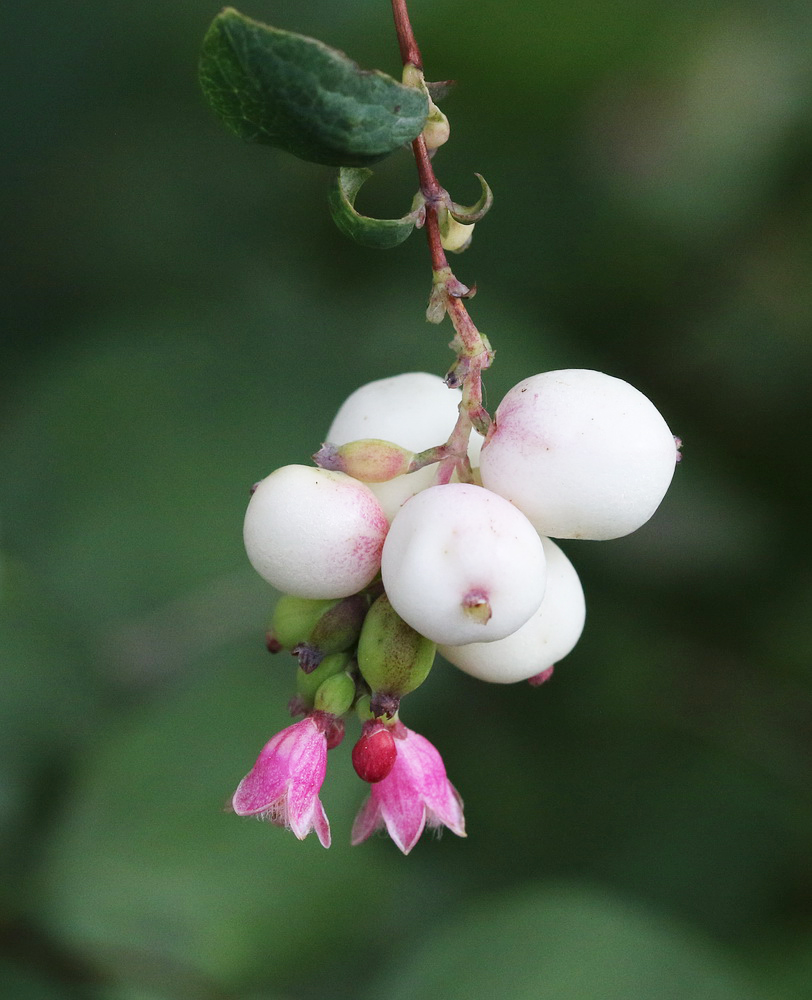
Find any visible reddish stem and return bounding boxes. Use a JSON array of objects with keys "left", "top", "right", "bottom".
[
  {"left": 391, "top": 0, "right": 423, "bottom": 68},
  {"left": 407, "top": 133, "right": 450, "bottom": 279},
  {"left": 391, "top": 0, "right": 493, "bottom": 453}
]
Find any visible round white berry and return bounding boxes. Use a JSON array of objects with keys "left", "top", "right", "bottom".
[
  {"left": 244, "top": 465, "right": 389, "bottom": 599},
  {"left": 328, "top": 372, "right": 458, "bottom": 450},
  {"left": 381, "top": 483, "right": 546, "bottom": 646},
  {"left": 326, "top": 372, "right": 483, "bottom": 521},
  {"left": 479, "top": 369, "right": 678, "bottom": 540},
  {"left": 439, "top": 536, "right": 585, "bottom": 683}
]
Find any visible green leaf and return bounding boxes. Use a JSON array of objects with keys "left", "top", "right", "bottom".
[
  {"left": 449, "top": 173, "right": 494, "bottom": 223},
  {"left": 372, "top": 883, "right": 775, "bottom": 1000},
  {"left": 199, "top": 8, "right": 429, "bottom": 167},
  {"left": 328, "top": 168, "right": 421, "bottom": 249},
  {"left": 0, "top": 961, "right": 67, "bottom": 1000}
]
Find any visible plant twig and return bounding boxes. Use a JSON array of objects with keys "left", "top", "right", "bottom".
[
  {"left": 391, "top": 0, "right": 493, "bottom": 459},
  {"left": 391, "top": 0, "right": 423, "bottom": 68}
]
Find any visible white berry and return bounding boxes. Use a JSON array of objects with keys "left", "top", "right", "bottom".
[
  {"left": 439, "top": 536, "right": 585, "bottom": 683},
  {"left": 244, "top": 465, "right": 389, "bottom": 599},
  {"left": 381, "top": 483, "right": 546, "bottom": 646},
  {"left": 326, "top": 372, "right": 483, "bottom": 521},
  {"left": 479, "top": 369, "right": 678, "bottom": 539}
]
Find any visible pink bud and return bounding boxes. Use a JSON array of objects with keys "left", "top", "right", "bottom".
[{"left": 352, "top": 722, "right": 397, "bottom": 783}]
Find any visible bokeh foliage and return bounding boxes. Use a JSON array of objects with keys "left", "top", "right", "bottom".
[{"left": 2, "top": 0, "right": 811, "bottom": 997}]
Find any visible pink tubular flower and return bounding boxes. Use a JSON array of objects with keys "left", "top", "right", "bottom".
[
  {"left": 232, "top": 714, "right": 331, "bottom": 848},
  {"left": 351, "top": 724, "right": 465, "bottom": 854}
]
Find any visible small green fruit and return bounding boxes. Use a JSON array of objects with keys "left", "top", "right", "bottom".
[
  {"left": 270, "top": 595, "right": 337, "bottom": 649},
  {"left": 296, "top": 651, "right": 351, "bottom": 705},
  {"left": 357, "top": 594, "right": 436, "bottom": 697},
  {"left": 314, "top": 671, "right": 356, "bottom": 716}
]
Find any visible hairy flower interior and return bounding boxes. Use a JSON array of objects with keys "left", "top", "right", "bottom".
[{"left": 259, "top": 798, "right": 289, "bottom": 827}]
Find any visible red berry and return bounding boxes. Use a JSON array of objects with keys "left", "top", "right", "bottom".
[{"left": 352, "top": 725, "right": 397, "bottom": 783}]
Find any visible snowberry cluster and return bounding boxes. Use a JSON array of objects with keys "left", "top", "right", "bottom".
[
  {"left": 197, "top": 2, "right": 681, "bottom": 858},
  {"left": 236, "top": 369, "right": 678, "bottom": 852}
]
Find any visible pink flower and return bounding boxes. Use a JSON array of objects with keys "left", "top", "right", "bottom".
[
  {"left": 232, "top": 714, "right": 331, "bottom": 848},
  {"left": 351, "top": 724, "right": 465, "bottom": 854}
]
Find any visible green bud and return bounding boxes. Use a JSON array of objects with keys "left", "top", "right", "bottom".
[
  {"left": 270, "top": 595, "right": 338, "bottom": 649},
  {"left": 357, "top": 594, "right": 436, "bottom": 697},
  {"left": 313, "top": 439, "right": 415, "bottom": 483},
  {"left": 422, "top": 101, "right": 450, "bottom": 151},
  {"left": 401, "top": 65, "right": 450, "bottom": 153},
  {"left": 355, "top": 693, "right": 374, "bottom": 722},
  {"left": 439, "top": 209, "right": 475, "bottom": 254},
  {"left": 314, "top": 671, "right": 356, "bottom": 716},
  {"left": 296, "top": 651, "right": 351, "bottom": 705},
  {"left": 296, "top": 592, "right": 369, "bottom": 671}
]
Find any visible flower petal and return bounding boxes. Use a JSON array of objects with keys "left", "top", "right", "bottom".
[
  {"left": 374, "top": 771, "right": 428, "bottom": 855},
  {"left": 380, "top": 796, "right": 427, "bottom": 855},
  {"left": 231, "top": 717, "right": 329, "bottom": 844},
  {"left": 426, "top": 782, "right": 466, "bottom": 838},
  {"left": 231, "top": 731, "right": 292, "bottom": 816},
  {"left": 287, "top": 785, "right": 317, "bottom": 841},
  {"left": 312, "top": 799, "right": 331, "bottom": 849},
  {"left": 350, "top": 793, "right": 383, "bottom": 846}
]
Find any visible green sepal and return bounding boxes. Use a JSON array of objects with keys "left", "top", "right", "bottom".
[
  {"left": 313, "top": 671, "right": 355, "bottom": 716},
  {"left": 329, "top": 168, "right": 423, "bottom": 249},
  {"left": 357, "top": 594, "right": 436, "bottom": 697},
  {"left": 199, "top": 9, "right": 429, "bottom": 167},
  {"left": 270, "top": 595, "right": 338, "bottom": 650},
  {"left": 296, "top": 651, "right": 351, "bottom": 706},
  {"left": 449, "top": 173, "right": 493, "bottom": 223}
]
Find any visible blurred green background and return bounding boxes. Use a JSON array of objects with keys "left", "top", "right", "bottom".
[{"left": 2, "top": 0, "right": 811, "bottom": 998}]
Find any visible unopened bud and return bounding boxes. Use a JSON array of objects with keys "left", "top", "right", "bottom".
[
  {"left": 357, "top": 594, "right": 436, "bottom": 697},
  {"left": 352, "top": 721, "right": 397, "bottom": 783},
  {"left": 294, "top": 592, "right": 369, "bottom": 671},
  {"left": 296, "top": 651, "right": 351, "bottom": 706},
  {"left": 314, "top": 671, "right": 355, "bottom": 717},
  {"left": 314, "top": 439, "right": 415, "bottom": 483},
  {"left": 422, "top": 101, "right": 450, "bottom": 151},
  {"left": 439, "top": 209, "right": 474, "bottom": 254}
]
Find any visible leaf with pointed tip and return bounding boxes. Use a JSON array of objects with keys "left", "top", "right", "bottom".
[
  {"left": 450, "top": 173, "right": 494, "bottom": 223},
  {"left": 329, "top": 168, "right": 422, "bottom": 249},
  {"left": 199, "top": 8, "right": 429, "bottom": 167}
]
